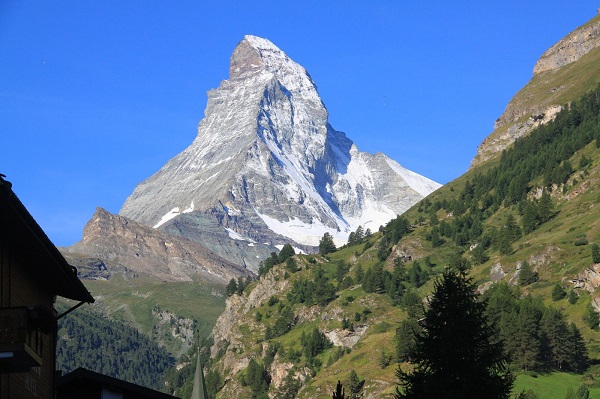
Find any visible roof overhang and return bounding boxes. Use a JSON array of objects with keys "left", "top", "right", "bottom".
[{"left": 0, "top": 176, "right": 94, "bottom": 304}]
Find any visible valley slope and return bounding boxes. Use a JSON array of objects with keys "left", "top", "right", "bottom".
[{"left": 196, "top": 14, "right": 600, "bottom": 399}]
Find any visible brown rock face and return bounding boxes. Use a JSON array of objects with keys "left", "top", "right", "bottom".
[
  {"left": 64, "top": 207, "right": 251, "bottom": 282},
  {"left": 471, "top": 15, "right": 600, "bottom": 168},
  {"left": 572, "top": 264, "right": 600, "bottom": 293},
  {"left": 533, "top": 20, "right": 600, "bottom": 75},
  {"left": 229, "top": 38, "right": 264, "bottom": 79}
]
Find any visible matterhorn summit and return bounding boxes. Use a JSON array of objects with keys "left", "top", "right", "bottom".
[{"left": 119, "top": 35, "right": 440, "bottom": 270}]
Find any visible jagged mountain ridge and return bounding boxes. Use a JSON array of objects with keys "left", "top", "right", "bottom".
[
  {"left": 63, "top": 207, "right": 251, "bottom": 283},
  {"left": 119, "top": 35, "right": 440, "bottom": 258}
]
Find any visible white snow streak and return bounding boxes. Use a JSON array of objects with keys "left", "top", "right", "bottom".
[
  {"left": 257, "top": 212, "right": 348, "bottom": 247},
  {"left": 225, "top": 228, "right": 256, "bottom": 243},
  {"left": 274, "top": 244, "right": 305, "bottom": 254},
  {"left": 153, "top": 201, "right": 195, "bottom": 228},
  {"left": 385, "top": 159, "right": 442, "bottom": 196}
]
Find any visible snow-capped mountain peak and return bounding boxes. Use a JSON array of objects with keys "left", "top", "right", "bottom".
[{"left": 119, "top": 36, "right": 440, "bottom": 269}]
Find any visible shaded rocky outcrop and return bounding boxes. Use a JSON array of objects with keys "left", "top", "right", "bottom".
[
  {"left": 472, "top": 14, "right": 600, "bottom": 167},
  {"left": 534, "top": 18, "right": 600, "bottom": 75},
  {"left": 63, "top": 207, "right": 251, "bottom": 283},
  {"left": 572, "top": 263, "right": 600, "bottom": 293}
]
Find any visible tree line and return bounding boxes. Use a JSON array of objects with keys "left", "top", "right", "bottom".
[
  {"left": 56, "top": 305, "right": 173, "bottom": 391},
  {"left": 382, "top": 84, "right": 600, "bottom": 262}
]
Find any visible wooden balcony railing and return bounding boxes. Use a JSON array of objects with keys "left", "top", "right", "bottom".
[{"left": 0, "top": 307, "right": 44, "bottom": 372}]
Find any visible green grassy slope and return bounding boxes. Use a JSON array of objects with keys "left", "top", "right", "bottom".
[
  {"left": 474, "top": 14, "right": 600, "bottom": 166},
  {"left": 207, "top": 85, "right": 600, "bottom": 398},
  {"left": 61, "top": 273, "right": 226, "bottom": 359}
]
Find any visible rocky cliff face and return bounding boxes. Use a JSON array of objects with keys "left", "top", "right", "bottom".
[
  {"left": 472, "top": 14, "right": 600, "bottom": 167},
  {"left": 533, "top": 18, "right": 600, "bottom": 76},
  {"left": 63, "top": 207, "right": 251, "bottom": 283},
  {"left": 119, "top": 35, "right": 440, "bottom": 259}
]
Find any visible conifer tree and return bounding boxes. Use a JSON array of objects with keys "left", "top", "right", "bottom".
[
  {"left": 319, "top": 232, "right": 336, "bottom": 255},
  {"left": 518, "top": 261, "right": 538, "bottom": 286},
  {"left": 521, "top": 200, "right": 539, "bottom": 234},
  {"left": 394, "top": 269, "right": 513, "bottom": 399},
  {"left": 226, "top": 278, "right": 238, "bottom": 296},
  {"left": 537, "top": 191, "right": 553, "bottom": 223},
  {"left": 584, "top": 303, "right": 599, "bottom": 330},
  {"left": 396, "top": 318, "right": 419, "bottom": 362},
  {"left": 540, "top": 307, "right": 570, "bottom": 369},
  {"left": 566, "top": 387, "right": 576, "bottom": 399},
  {"left": 551, "top": 283, "right": 567, "bottom": 301},
  {"left": 508, "top": 296, "right": 543, "bottom": 371},
  {"left": 576, "top": 384, "right": 590, "bottom": 399},
  {"left": 347, "top": 370, "right": 364, "bottom": 399},
  {"left": 592, "top": 243, "right": 600, "bottom": 264},
  {"left": 355, "top": 264, "right": 364, "bottom": 283},
  {"left": 504, "top": 213, "right": 522, "bottom": 241},
  {"left": 567, "top": 322, "right": 589, "bottom": 372},
  {"left": 568, "top": 290, "right": 578, "bottom": 305},
  {"left": 347, "top": 231, "right": 356, "bottom": 246},
  {"left": 332, "top": 380, "right": 345, "bottom": 399},
  {"left": 278, "top": 243, "right": 295, "bottom": 263},
  {"left": 276, "top": 371, "right": 301, "bottom": 399},
  {"left": 355, "top": 226, "right": 364, "bottom": 242}
]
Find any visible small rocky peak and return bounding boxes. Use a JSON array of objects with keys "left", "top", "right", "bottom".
[
  {"left": 533, "top": 14, "right": 600, "bottom": 75},
  {"left": 229, "top": 35, "right": 292, "bottom": 79},
  {"left": 81, "top": 207, "right": 129, "bottom": 243},
  {"left": 229, "top": 37, "right": 264, "bottom": 79}
]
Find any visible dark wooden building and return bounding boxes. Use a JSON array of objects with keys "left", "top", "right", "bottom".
[
  {"left": 0, "top": 175, "right": 94, "bottom": 399},
  {"left": 56, "top": 368, "right": 179, "bottom": 399}
]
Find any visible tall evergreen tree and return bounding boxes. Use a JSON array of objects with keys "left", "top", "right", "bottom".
[
  {"left": 509, "top": 297, "right": 543, "bottom": 371},
  {"left": 244, "top": 358, "right": 270, "bottom": 398},
  {"left": 332, "top": 380, "right": 345, "bottom": 399},
  {"left": 584, "top": 303, "right": 599, "bottom": 330},
  {"left": 518, "top": 261, "right": 539, "bottom": 286},
  {"left": 575, "top": 384, "right": 590, "bottom": 399},
  {"left": 394, "top": 269, "right": 513, "bottom": 399},
  {"left": 396, "top": 318, "right": 420, "bottom": 362},
  {"left": 540, "top": 307, "right": 571, "bottom": 369},
  {"left": 551, "top": 283, "right": 567, "bottom": 301},
  {"left": 319, "top": 232, "right": 337, "bottom": 255},
  {"left": 521, "top": 200, "right": 539, "bottom": 234},
  {"left": 278, "top": 243, "right": 295, "bottom": 263},
  {"left": 226, "top": 278, "right": 238, "bottom": 296},
  {"left": 567, "top": 322, "right": 589, "bottom": 372},
  {"left": 276, "top": 371, "right": 301, "bottom": 399},
  {"left": 592, "top": 243, "right": 600, "bottom": 264},
  {"left": 347, "top": 370, "right": 364, "bottom": 399},
  {"left": 537, "top": 191, "right": 553, "bottom": 223},
  {"left": 504, "top": 213, "right": 522, "bottom": 241}
]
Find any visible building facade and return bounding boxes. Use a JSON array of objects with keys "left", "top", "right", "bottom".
[{"left": 0, "top": 175, "right": 94, "bottom": 399}]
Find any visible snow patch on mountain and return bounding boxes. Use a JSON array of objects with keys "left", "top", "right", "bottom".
[
  {"left": 225, "top": 228, "right": 256, "bottom": 243},
  {"left": 153, "top": 201, "right": 195, "bottom": 228},
  {"left": 274, "top": 244, "right": 305, "bottom": 254},
  {"left": 257, "top": 212, "right": 347, "bottom": 247},
  {"left": 385, "top": 158, "right": 441, "bottom": 197}
]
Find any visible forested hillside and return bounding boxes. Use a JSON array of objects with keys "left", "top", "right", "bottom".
[
  {"left": 56, "top": 304, "right": 174, "bottom": 391},
  {"left": 201, "top": 84, "right": 600, "bottom": 398}
]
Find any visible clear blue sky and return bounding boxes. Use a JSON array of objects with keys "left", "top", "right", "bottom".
[{"left": 1, "top": 1, "right": 598, "bottom": 246}]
